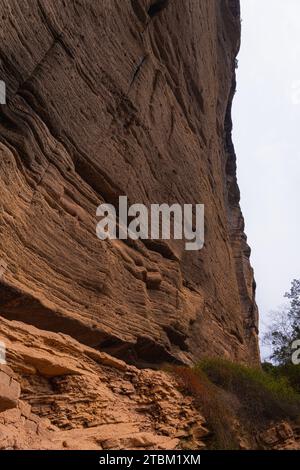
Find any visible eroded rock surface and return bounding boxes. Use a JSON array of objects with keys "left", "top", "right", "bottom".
[
  {"left": 258, "top": 422, "right": 300, "bottom": 451},
  {"left": 0, "top": 365, "right": 20, "bottom": 412},
  {"left": 1, "top": 318, "right": 298, "bottom": 450},
  {"left": 0, "top": 317, "right": 209, "bottom": 450},
  {"left": 0, "top": 0, "right": 259, "bottom": 366}
]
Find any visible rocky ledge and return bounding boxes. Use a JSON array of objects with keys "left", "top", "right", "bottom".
[{"left": 1, "top": 318, "right": 299, "bottom": 450}]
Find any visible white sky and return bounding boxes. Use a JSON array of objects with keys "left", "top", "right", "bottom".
[{"left": 233, "top": 0, "right": 300, "bottom": 357}]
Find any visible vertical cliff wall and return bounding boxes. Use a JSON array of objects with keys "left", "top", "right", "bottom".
[{"left": 0, "top": 0, "right": 259, "bottom": 366}]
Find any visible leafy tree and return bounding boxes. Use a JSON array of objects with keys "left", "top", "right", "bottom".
[{"left": 264, "top": 279, "right": 300, "bottom": 364}]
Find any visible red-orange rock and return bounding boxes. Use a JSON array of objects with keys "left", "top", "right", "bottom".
[
  {"left": 0, "top": 365, "right": 21, "bottom": 412},
  {"left": 0, "top": 0, "right": 259, "bottom": 366},
  {"left": 0, "top": 317, "right": 207, "bottom": 450}
]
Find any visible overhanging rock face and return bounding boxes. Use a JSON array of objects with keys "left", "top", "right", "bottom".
[{"left": 0, "top": 0, "right": 259, "bottom": 365}]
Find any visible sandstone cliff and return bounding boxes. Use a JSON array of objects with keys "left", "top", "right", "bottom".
[
  {"left": 1, "top": 0, "right": 261, "bottom": 449},
  {"left": 0, "top": 0, "right": 259, "bottom": 366}
]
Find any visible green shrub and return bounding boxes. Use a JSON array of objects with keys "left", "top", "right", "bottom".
[
  {"left": 198, "top": 358, "right": 300, "bottom": 425},
  {"left": 262, "top": 362, "right": 300, "bottom": 394},
  {"left": 170, "top": 359, "right": 300, "bottom": 450}
]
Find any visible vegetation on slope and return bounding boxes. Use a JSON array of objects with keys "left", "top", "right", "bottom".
[{"left": 171, "top": 358, "right": 300, "bottom": 450}]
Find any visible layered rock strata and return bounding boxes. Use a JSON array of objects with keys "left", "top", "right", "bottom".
[{"left": 0, "top": 0, "right": 259, "bottom": 366}]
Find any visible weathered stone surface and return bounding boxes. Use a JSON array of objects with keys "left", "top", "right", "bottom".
[
  {"left": 0, "top": 317, "right": 207, "bottom": 450},
  {"left": 1, "top": 317, "right": 300, "bottom": 450},
  {"left": 259, "top": 422, "right": 300, "bottom": 450},
  {"left": 0, "top": 0, "right": 259, "bottom": 366},
  {"left": 0, "top": 365, "right": 21, "bottom": 412}
]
